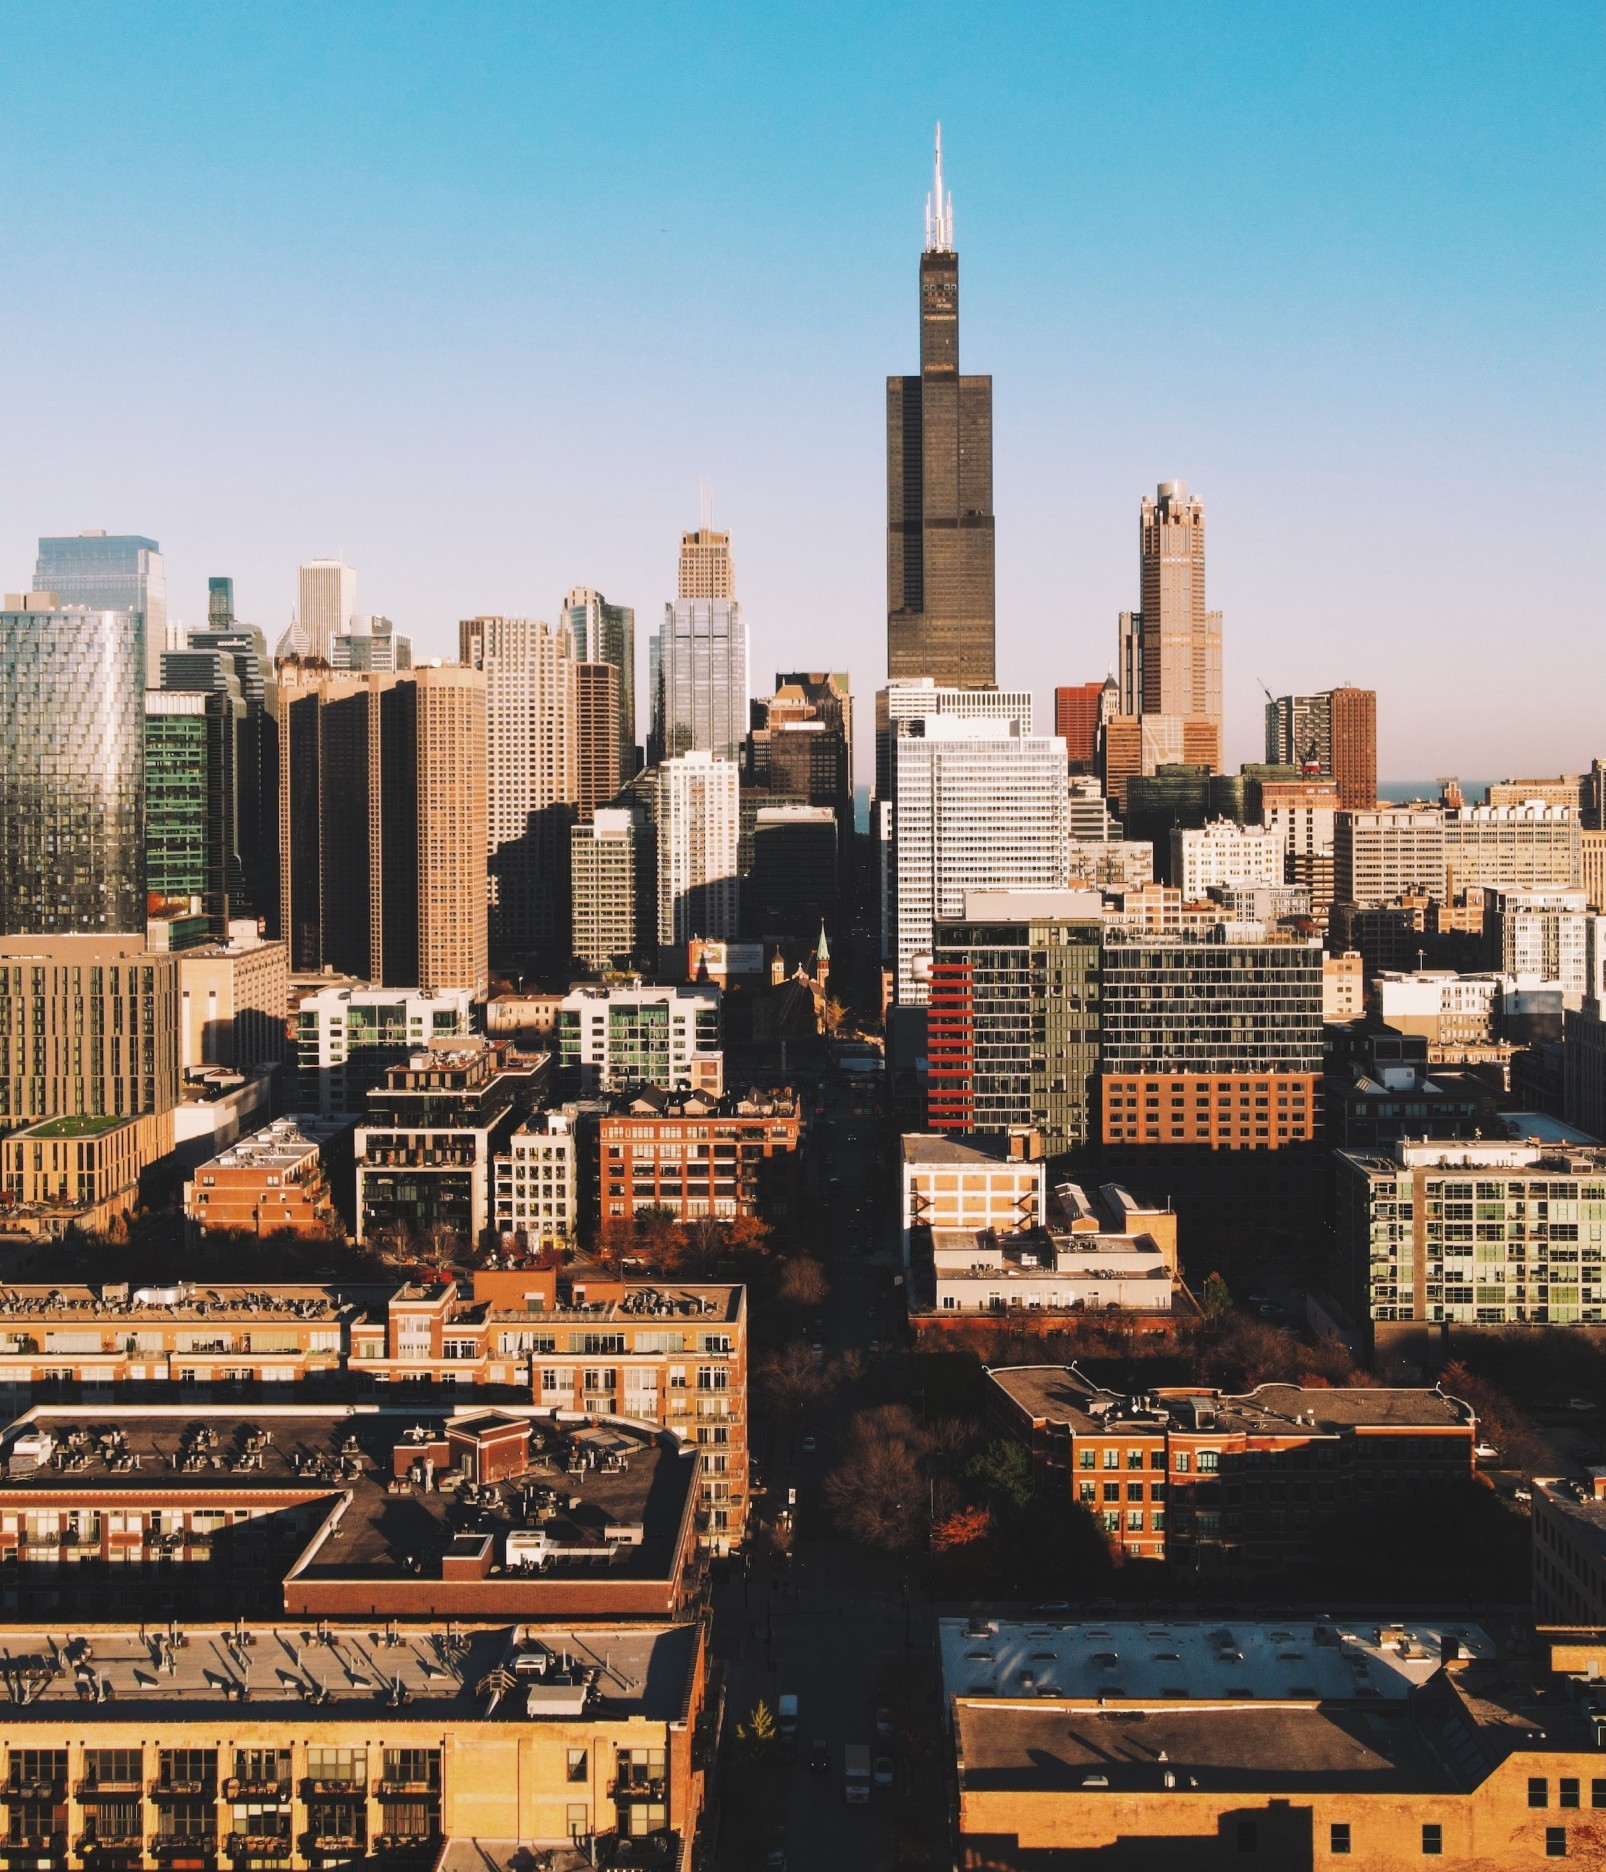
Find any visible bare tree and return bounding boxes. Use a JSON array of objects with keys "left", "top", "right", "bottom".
[{"left": 777, "top": 1255, "right": 830, "bottom": 1310}]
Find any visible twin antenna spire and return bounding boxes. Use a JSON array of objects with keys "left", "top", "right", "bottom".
[{"left": 924, "top": 121, "right": 954, "bottom": 254}]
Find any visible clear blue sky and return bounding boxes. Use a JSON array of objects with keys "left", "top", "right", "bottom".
[{"left": 1, "top": 2, "right": 1601, "bottom": 782}]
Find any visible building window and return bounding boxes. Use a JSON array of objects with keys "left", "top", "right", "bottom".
[
  {"left": 1545, "top": 1828, "right": 1566, "bottom": 1857},
  {"left": 1103, "top": 1448, "right": 1119, "bottom": 1469},
  {"left": 1559, "top": 1780, "right": 1579, "bottom": 1809},
  {"left": 1531, "top": 1778, "right": 1549, "bottom": 1808},
  {"left": 1330, "top": 1823, "right": 1351, "bottom": 1855},
  {"left": 567, "top": 1749, "right": 588, "bottom": 1784},
  {"left": 1422, "top": 1824, "right": 1442, "bottom": 1855},
  {"left": 1592, "top": 1779, "right": 1606, "bottom": 1808},
  {"left": 1198, "top": 1450, "right": 1220, "bottom": 1473},
  {"left": 1078, "top": 1448, "right": 1095, "bottom": 1469}
]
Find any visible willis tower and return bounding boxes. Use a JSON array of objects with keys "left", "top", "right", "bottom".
[{"left": 886, "top": 127, "right": 996, "bottom": 688}]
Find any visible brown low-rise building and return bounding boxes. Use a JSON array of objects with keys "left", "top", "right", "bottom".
[
  {"left": 184, "top": 1116, "right": 348, "bottom": 1239},
  {"left": 943, "top": 1614, "right": 1606, "bottom": 1869},
  {"left": 0, "top": 1616, "right": 709, "bottom": 1868},
  {"left": 0, "top": 1405, "right": 702, "bottom": 1625},
  {"left": 596, "top": 1086, "right": 800, "bottom": 1227},
  {"left": 988, "top": 1363, "right": 1475, "bottom": 1567},
  {"left": 1533, "top": 1471, "right": 1606, "bottom": 1627},
  {"left": 0, "top": 1109, "right": 175, "bottom": 1238}
]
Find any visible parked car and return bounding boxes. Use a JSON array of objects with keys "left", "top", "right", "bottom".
[
  {"left": 873, "top": 1756, "right": 895, "bottom": 1788},
  {"left": 1474, "top": 1442, "right": 1500, "bottom": 1461},
  {"left": 808, "top": 1738, "right": 828, "bottom": 1773},
  {"left": 1514, "top": 1486, "right": 1533, "bottom": 1503},
  {"left": 766, "top": 1824, "right": 788, "bottom": 1870},
  {"left": 874, "top": 1706, "right": 894, "bottom": 1740},
  {"left": 801, "top": 1433, "right": 817, "bottom": 1454}
]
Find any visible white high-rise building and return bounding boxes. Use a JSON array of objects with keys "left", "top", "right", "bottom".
[
  {"left": 891, "top": 718, "right": 1070, "bottom": 1004},
  {"left": 459, "top": 615, "right": 578, "bottom": 960},
  {"left": 1483, "top": 888, "right": 1597, "bottom": 997},
  {"left": 1172, "top": 819, "right": 1287, "bottom": 900},
  {"left": 655, "top": 751, "right": 740, "bottom": 948},
  {"left": 296, "top": 559, "right": 357, "bottom": 663},
  {"left": 874, "top": 676, "right": 1034, "bottom": 799}
]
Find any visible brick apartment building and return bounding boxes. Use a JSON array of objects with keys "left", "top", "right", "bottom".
[{"left": 988, "top": 1363, "right": 1474, "bottom": 1568}]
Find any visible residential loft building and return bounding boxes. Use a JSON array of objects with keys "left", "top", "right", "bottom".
[
  {"left": 0, "top": 1264, "right": 748, "bottom": 1543},
  {"left": 570, "top": 807, "right": 656, "bottom": 973},
  {"left": 1170, "top": 818, "right": 1285, "bottom": 901},
  {"left": 276, "top": 664, "right": 488, "bottom": 993},
  {"left": 939, "top": 1615, "right": 1606, "bottom": 1868},
  {"left": 596, "top": 1085, "right": 800, "bottom": 1228},
  {"left": 291, "top": 983, "right": 476, "bottom": 1117},
  {"left": 891, "top": 718, "right": 1070, "bottom": 1004},
  {"left": 0, "top": 1401, "right": 709, "bottom": 1631},
  {"left": 908, "top": 1179, "right": 1185, "bottom": 1330},
  {"left": 556, "top": 984, "right": 722, "bottom": 1096},
  {"left": 470, "top": 1264, "right": 751, "bottom": 1546},
  {"left": 1, "top": 1109, "right": 175, "bottom": 1235},
  {"left": 648, "top": 598, "right": 748, "bottom": 768},
  {"left": 1098, "top": 928, "right": 1326, "bottom": 1257},
  {"left": 886, "top": 129, "right": 995, "bottom": 688},
  {"left": 354, "top": 1039, "right": 546, "bottom": 1249},
  {"left": 873, "top": 678, "right": 1032, "bottom": 801},
  {"left": 1484, "top": 887, "right": 1597, "bottom": 996},
  {"left": 654, "top": 752, "right": 740, "bottom": 950},
  {"left": 184, "top": 1115, "right": 348, "bottom": 1240},
  {"left": 574, "top": 659, "right": 622, "bottom": 817},
  {"left": 1097, "top": 929, "right": 1325, "bottom": 1143},
  {"left": 1065, "top": 837, "right": 1154, "bottom": 890},
  {"left": 0, "top": 937, "right": 180, "bottom": 1136},
  {"left": 175, "top": 932, "right": 289, "bottom": 1071},
  {"left": 1100, "top": 884, "right": 1236, "bottom": 937},
  {"left": 144, "top": 687, "right": 245, "bottom": 933},
  {"left": 1264, "top": 687, "right": 1377, "bottom": 809},
  {"left": 989, "top": 1364, "right": 1473, "bottom": 1567},
  {"left": 562, "top": 586, "right": 637, "bottom": 782},
  {"left": 1334, "top": 807, "right": 1448, "bottom": 908},
  {"left": 459, "top": 615, "right": 575, "bottom": 964},
  {"left": 492, "top": 1109, "right": 579, "bottom": 1251},
  {"left": 899, "top": 1133, "right": 1046, "bottom": 1268},
  {"left": 34, "top": 529, "right": 165, "bottom": 686},
  {"left": 1371, "top": 969, "right": 1506, "bottom": 1045},
  {"left": 927, "top": 889, "right": 1104, "bottom": 1152},
  {"left": 1, "top": 595, "right": 145, "bottom": 936},
  {"left": 1335, "top": 1138, "right": 1606, "bottom": 1339}
]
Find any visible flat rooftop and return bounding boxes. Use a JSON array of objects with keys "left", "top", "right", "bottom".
[
  {"left": 0, "top": 1620, "right": 698, "bottom": 1725},
  {"left": 988, "top": 1366, "right": 1471, "bottom": 1437},
  {"left": 940, "top": 1615, "right": 1491, "bottom": 1708},
  {"left": 0, "top": 1407, "right": 697, "bottom": 1593},
  {"left": 9, "top": 1114, "right": 131, "bottom": 1140},
  {"left": 0, "top": 1281, "right": 385, "bottom": 1325}
]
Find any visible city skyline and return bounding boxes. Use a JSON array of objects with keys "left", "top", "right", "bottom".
[{"left": 0, "top": 6, "right": 1600, "bottom": 783}]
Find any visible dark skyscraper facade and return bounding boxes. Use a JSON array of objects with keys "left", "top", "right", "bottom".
[{"left": 886, "top": 129, "right": 995, "bottom": 689}]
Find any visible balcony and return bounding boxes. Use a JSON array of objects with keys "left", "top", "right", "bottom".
[
  {"left": 223, "top": 1780, "right": 288, "bottom": 1801},
  {"left": 4, "top": 1835, "right": 67, "bottom": 1853},
  {"left": 3, "top": 1780, "right": 65, "bottom": 1801},
  {"left": 151, "top": 1836, "right": 218, "bottom": 1857},
  {"left": 77, "top": 1780, "right": 142, "bottom": 1798},
  {"left": 150, "top": 1780, "right": 216, "bottom": 1798},
  {"left": 225, "top": 1833, "right": 291, "bottom": 1855},
  {"left": 76, "top": 1834, "right": 144, "bottom": 1852},
  {"left": 376, "top": 1779, "right": 439, "bottom": 1797},
  {"left": 302, "top": 1781, "right": 367, "bottom": 1799},
  {"left": 610, "top": 1776, "right": 668, "bottom": 1802},
  {"left": 307, "top": 1836, "right": 366, "bottom": 1854}
]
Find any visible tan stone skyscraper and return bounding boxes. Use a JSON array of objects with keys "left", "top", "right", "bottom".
[
  {"left": 1112, "top": 480, "right": 1224, "bottom": 773},
  {"left": 575, "top": 661, "right": 623, "bottom": 816},
  {"left": 276, "top": 664, "right": 487, "bottom": 993},
  {"left": 678, "top": 528, "right": 735, "bottom": 600},
  {"left": 459, "top": 616, "right": 577, "bottom": 964}
]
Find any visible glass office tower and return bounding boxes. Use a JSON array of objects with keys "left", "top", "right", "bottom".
[
  {"left": 649, "top": 598, "right": 747, "bottom": 767},
  {"left": 1, "top": 600, "right": 145, "bottom": 934},
  {"left": 35, "top": 531, "right": 166, "bottom": 686},
  {"left": 564, "top": 587, "right": 637, "bottom": 783}
]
